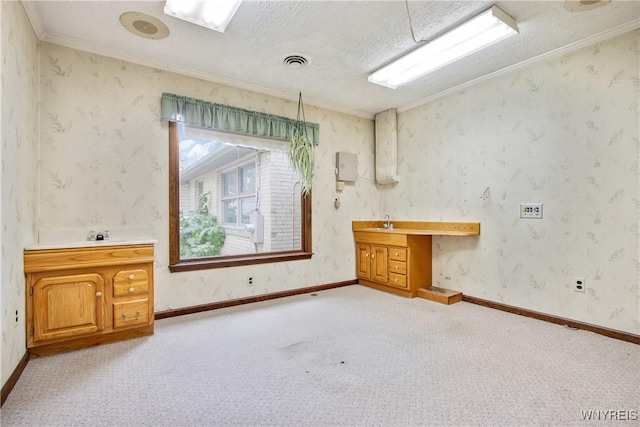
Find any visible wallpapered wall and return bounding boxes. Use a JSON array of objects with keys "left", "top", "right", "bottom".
[
  {"left": 2, "top": 1, "right": 638, "bottom": 388},
  {"left": 383, "top": 30, "right": 639, "bottom": 334},
  {"left": 37, "top": 43, "right": 378, "bottom": 312},
  {"left": 1, "top": 1, "right": 39, "bottom": 385}
]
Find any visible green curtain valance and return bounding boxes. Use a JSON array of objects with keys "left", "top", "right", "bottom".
[{"left": 161, "top": 93, "right": 319, "bottom": 145}]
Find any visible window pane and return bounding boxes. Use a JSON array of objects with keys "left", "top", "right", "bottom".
[
  {"left": 223, "top": 171, "right": 237, "bottom": 197},
  {"left": 223, "top": 200, "right": 237, "bottom": 224},
  {"left": 240, "top": 164, "right": 255, "bottom": 194},
  {"left": 171, "top": 122, "right": 311, "bottom": 270},
  {"left": 240, "top": 197, "right": 256, "bottom": 225}
]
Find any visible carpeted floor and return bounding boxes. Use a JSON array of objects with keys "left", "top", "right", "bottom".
[{"left": 1, "top": 285, "right": 638, "bottom": 426}]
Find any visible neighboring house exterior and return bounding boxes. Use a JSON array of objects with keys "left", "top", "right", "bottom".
[{"left": 180, "top": 143, "right": 301, "bottom": 257}]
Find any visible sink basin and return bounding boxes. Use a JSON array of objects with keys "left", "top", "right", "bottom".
[
  {"left": 25, "top": 238, "right": 158, "bottom": 251},
  {"left": 26, "top": 227, "right": 157, "bottom": 250}
]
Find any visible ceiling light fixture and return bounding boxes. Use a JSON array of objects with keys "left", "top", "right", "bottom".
[
  {"left": 164, "top": 0, "right": 242, "bottom": 33},
  {"left": 368, "top": 5, "right": 519, "bottom": 89}
]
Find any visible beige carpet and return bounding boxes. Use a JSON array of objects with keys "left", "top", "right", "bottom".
[{"left": 1, "top": 285, "right": 638, "bottom": 426}]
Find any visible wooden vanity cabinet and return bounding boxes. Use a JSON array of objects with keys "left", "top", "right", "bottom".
[
  {"left": 24, "top": 244, "right": 154, "bottom": 357},
  {"left": 354, "top": 231, "right": 432, "bottom": 298}
]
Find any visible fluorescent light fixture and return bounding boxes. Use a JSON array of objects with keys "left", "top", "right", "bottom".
[
  {"left": 369, "top": 6, "right": 518, "bottom": 89},
  {"left": 164, "top": 0, "right": 242, "bottom": 33}
]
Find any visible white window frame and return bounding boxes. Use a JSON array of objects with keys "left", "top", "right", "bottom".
[{"left": 220, "top": 161, "right": 256, "bottom": 227}]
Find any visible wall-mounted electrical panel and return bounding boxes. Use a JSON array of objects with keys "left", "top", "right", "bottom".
[
  {"left": 336, "top": 152, "right": 358, "bottom": 182},
  {"left": 249, "top": 212, "right": 264, "bottom": 243}
]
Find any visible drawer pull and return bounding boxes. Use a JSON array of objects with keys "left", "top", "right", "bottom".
[
  {"left": 371, "top": 254, "right": 375, "bottom": 259},
  {"left": 128, "top": 287, "right": 135, "bottom": 293},
  {"left": 394, "top": 266, "right": 398, "bottom": 269},
  {"left": 394, "top": 278, "right": 399, "bottom": 282},
  {"left": 96, "top": 291, "right": 103, "bottom": 297},
  {"left": 121, "top": 311, "right": 141, "bottom": 322},
  {"left": 128, "top": 274, "right": 135, "bottom": 280},
  {"left": 365, "top": 254, "right": 369, "bottom": 258},
  {"left": 395, "top": 252, "right": 399, "bottom": 256}
]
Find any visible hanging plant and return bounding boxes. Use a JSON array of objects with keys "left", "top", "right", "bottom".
[{"left": 287, "top": 91, "right": 315, "bottom": 197}]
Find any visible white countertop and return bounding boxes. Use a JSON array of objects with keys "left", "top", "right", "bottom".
[
  {"left": 24, "top": 227, "right": 157, "bottom": 251},
  {"left": 25, "top": 239, "right": 157, "bottom": 251}
]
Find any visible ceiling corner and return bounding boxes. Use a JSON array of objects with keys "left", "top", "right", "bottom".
[{"left": 21, "top": 1, "right": 46, "bottom": 40}]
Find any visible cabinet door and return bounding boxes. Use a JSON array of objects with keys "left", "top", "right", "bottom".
[
  {"left": 356, "top": 243, "right": 371, "bottom": 279},
  {"left": 370, "top": 245, "right": 388, "bottom": 283},
  {"left": 32, "top": 273, "right": 105, "bottom": 343}
]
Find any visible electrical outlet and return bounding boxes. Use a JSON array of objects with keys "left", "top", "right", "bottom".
[
  {"left": 247, "top": 276, "right": 254, "bottom": 286},
  {"left": 574, "top": 277, "right": 585, "bottom": 293},
  {"left": 520, "top": 203, "right": 543, "bottom": 219}
]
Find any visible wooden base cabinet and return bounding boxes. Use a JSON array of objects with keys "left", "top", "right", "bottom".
[
  {"left": 354, "top": 231, "right": 432, "bottom": 298},
  {"left": 25, "top": 244, "right": 155, "bottom": 357}
]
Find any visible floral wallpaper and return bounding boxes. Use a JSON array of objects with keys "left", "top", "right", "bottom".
[
  {"left": 1, "top": 1, "right": 39, "bottom": 385},
  {"left": 3, "top": 4, "right": 637, "bottom": 389},
  {"left": 382, "top": 29, "right": 640, "bottom": 334},
  {"left": 37, "top": 43, "right": 379, "bottom": 313}
]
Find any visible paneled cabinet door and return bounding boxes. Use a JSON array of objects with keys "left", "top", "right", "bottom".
[
  {"left": 356, "top": 243, "right": 371, "bottom": 279},
  {"left": 32, "top": 273, "right": 105, "bottom": 343},
  {"left": 370, "top": 245, "right": 388, "bottom": 283}
]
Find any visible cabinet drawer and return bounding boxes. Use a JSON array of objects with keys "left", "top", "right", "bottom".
[
  {"left": 113, "top": 269, "right": 149, "bottom": 297},
  {"left": 389, "top": 248, "right": 407, "bottom": 261},
  {"left": 388, "top": 260, "right": 407, "bottom": 275},
  {"left": 113, "top": 299, "right": 149, "bottom": 329},
  {"left": 388, "top": 273, "right": 407, "bottom": 289}
]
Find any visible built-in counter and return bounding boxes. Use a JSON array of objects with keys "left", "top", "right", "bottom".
[
  {"left": 352, "top": 221, "right": 480, "bottom": 304},
  {"left": 24, "top": 229, "right": 156, "bottom": 356}
]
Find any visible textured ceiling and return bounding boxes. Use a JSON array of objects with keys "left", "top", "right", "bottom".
[{"left": 24, "top": 1, "right": 640, "bottom": 118}]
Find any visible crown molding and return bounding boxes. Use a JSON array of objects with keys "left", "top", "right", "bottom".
[
  {"left": 397, "top": 19, "right": 640, "bottom": 114},
  {"left": 21, "top": 1, "right": 45, "bottom": 39},
  {"left": 20, "top": 0, "right": 638, "bottom": 121},
  {"left": 37, "top": 33, "right": 374, "bottom": 120}
]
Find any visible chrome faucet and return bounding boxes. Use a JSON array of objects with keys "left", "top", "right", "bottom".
[
  {"left": 384, "top": 214, "right": 393, "bottom": 230},
  {"left": 87, "top": 230, "right": 111, "bottom": 241}
]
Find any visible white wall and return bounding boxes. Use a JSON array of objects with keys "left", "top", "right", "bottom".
[
  {"left": 382, "top": 30, "right": 640, "bottom": 334},
  {"left": 37, "top": 42, "right": 379, "bottom": 312},
  {"left": 1, "top": 1, "right": 39, "bottom": 385}
]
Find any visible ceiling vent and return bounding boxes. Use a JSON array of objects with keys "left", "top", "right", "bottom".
[
  {"left": 120, "top": 12, "right": 170, "bottom": 40},
  {"left": 564, "top": 0, "right": 610, "bottom": 13},
  {"left": 282, "top": 55, "right": 308, "bottom": 68}
]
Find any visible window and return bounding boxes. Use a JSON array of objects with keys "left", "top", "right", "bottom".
[
  {"left": 169, "top": 122, "right": 312, "bottom": 272},
  {"left": 221, "top": 163, "right": 256, "bottom": 226}
]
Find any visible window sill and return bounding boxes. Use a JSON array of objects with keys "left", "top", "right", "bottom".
[{"left": 169, "top": 251, "right": 313, "bottom": 272}]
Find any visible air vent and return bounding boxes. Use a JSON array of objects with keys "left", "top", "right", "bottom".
[
  {"left": 282, "top": 55, "right": 308, "bottom": 68},
  {"left": 564, "top": 0, "right": 610, "bottom": 13}
]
